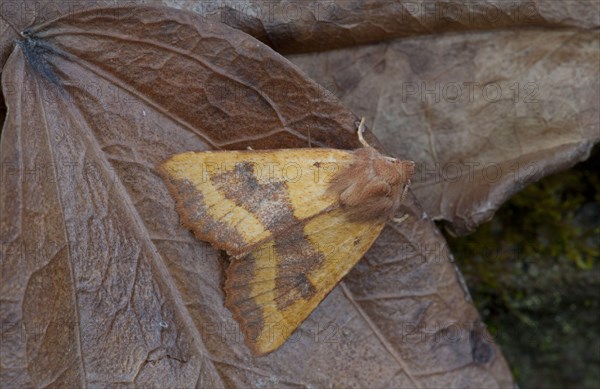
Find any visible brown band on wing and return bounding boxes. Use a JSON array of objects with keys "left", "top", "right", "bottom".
[
  {"left": 272, "top": 227, "right": 322, "bottom": 310},
  {"left": 211, "top": 162, "right": 297, "bottom": 235},
  {"left": 162, "top": 176, "right": 248, "bottom": 253},
  {"left": 214, "top": 163, "right": 321, "bottom": 310},
  {"left": 224, "top": 251, "right": 265, "bottom": 344}
]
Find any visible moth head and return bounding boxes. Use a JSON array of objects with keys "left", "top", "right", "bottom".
[
  {"left": 372, "top": 153, "right": 415, "bottom": 187},
  {"left": 372, "top": 153, "right": 415, "bottom": 208},
  {"left": 389, "top": 157, "right": 415, "bottom": 183}
]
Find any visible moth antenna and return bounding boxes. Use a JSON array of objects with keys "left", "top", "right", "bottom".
[
  {"left": 307, "top": 128, "right": 312, "bottom": 148},
  {"left": 357, "top": 117, "right": 370, "bottom": 148}
]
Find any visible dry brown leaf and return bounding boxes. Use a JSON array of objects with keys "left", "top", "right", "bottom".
[
  {"left": 0, "top": 5, "right": 512, "bottom": 387},
  {"left": 0, "top": 0, "right": 124, "bottom": 131},
  {"left": 3, "top": 1, "right": 599, "bottom": 65},
  {"left": 2, "top": 1, "right": 598, "bottom": 141},
  {"left": 165, "top": 0, "right": 600, "bottom": 54},
  {"left": 290, "top": 29, "right": 600, "bottom": 235}
]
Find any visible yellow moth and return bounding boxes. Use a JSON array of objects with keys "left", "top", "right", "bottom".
[{"left": 159, "top": 118, "right": 415, "bottom": 355}]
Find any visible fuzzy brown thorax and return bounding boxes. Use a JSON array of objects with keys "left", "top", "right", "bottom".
[{"left": 328, "top": 147, "right": 415, "bottom": 222}]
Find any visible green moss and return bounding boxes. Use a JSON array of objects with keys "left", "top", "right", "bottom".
[{"left": 444, "top": 145, "right": 600, "bottom": 388}]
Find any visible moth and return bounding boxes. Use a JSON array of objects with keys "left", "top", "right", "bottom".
[{"left": 159, "top": 118, "right": 415, "bottom": 355}]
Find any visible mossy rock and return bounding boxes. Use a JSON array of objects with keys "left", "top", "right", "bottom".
[{"left": 444, "top": 145, "right": 600, "bottom": 388}]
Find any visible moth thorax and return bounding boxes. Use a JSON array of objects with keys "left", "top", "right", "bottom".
[{"left": 328, "top": 147, "right": 414, "bottom": 222}]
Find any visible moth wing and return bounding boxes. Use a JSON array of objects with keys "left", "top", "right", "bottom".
[
  {"left": 225, "top": 207, "right": 386, "bottom": 355},
  {"left": 159, "top": 149, "right": 354, "bottom": 257}
]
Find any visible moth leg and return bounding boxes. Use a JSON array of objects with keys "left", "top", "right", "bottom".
[
  {"left": 400, "top": 180, "right": 411, "bottom": 202},
  {"left": 391, "top": 182, "right": 412, "bottom": 224},
  {"left": 357, "top": 117, "right": 370, "bottom": 148},
  {"left": 392, "top": 214, "right": 409, "bottom": 224}
]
